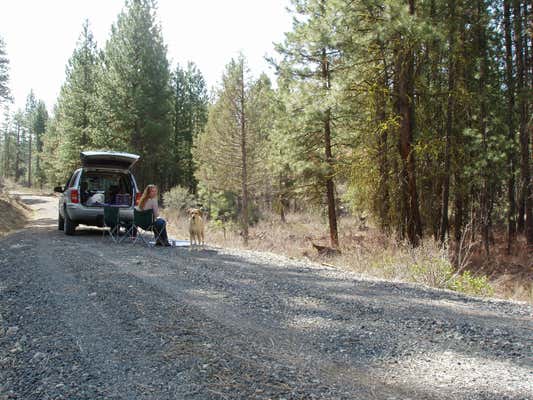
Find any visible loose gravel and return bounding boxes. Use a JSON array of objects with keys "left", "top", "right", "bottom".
[{"left": 0, "top": 194, "right": 531, "bottom": 399}]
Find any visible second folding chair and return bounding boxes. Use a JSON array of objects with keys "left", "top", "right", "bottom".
[{"left": 103, "top": 206, "right": 125, "bottom": 243}]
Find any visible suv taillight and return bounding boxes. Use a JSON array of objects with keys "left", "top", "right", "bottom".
[
  {"left": 135, "top": 192, "right": 142, "bottom": 206},
  {"left": 71, "top": 189, "right": 79, "bottom": 204}
]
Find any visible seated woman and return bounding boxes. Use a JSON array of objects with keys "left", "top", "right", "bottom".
[{"left": 137, "top": 184, "right": 171, "bottom": 246}]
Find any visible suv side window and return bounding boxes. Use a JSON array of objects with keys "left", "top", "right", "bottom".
[
  {"left": 66, "top": 171, "right": 80, "bottom": 189},
  {"left": 71, "top": 171, "right": 80, "bottom": 188},
  {"left": 65, "top": 173, "right": 74, "bottom": 190}
]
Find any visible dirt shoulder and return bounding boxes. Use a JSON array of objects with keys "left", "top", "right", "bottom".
[
  {"left": 0, "top": 192, "right": 31, "bottom": 237},
  {"left": 1, "top": 194, "right": 532, "bottom": 400},
  {"left": 164, "top": 210, "right": 533, "bottom": 303}
]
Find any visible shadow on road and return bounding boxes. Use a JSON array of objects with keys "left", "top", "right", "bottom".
[{"left": 17, "top": 196, "right": 51, "bottom": 206}]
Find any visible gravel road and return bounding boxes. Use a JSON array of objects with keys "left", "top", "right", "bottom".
[{"left": 0, "top": 194, "right": 532, "bottom": 400}]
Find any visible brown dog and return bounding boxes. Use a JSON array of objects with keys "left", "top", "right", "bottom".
[{"left": 188, "top": 208, "right": 205, "bottom": 248}]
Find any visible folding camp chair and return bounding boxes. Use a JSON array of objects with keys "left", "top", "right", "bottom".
[
  {"left": 128, "top": 208, "right": 162, "bottom": 247},
  {"left": 103, "top": 206, "right": 125, "bottom": 243}
]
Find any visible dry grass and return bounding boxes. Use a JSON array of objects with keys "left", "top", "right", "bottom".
[
  {"left": 163, "top": 209, "right": 532, "bottom": 304},
  {"left": 0, "top": 191, "right": 30, "bottom": 237},
  {"left": 467, "top": 230, "right": 533, "bottom": 303}
]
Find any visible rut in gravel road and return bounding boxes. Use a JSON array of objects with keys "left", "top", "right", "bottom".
[{"left": 0, "top": 193, "right": 532, "bottom": 400}]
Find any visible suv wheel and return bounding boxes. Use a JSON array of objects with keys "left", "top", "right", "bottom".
[
  {"left": 58, "top": 211, "right": 64, "bottom": 231},
  {"left": 64, "top": 208, "right": 77, "bottom": 235}
]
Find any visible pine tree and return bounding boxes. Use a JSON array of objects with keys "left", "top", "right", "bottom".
[
  {"left": 171, "top": 62, "right": 208, "bottom": 192},
  {"left": 24, "top": 91, "right": 37, "bottom": 187},
  {"left": 41, "top": 20, "right": 102, "bottom": 181},
  {"left": 41, "top": 105, "right": 64, "bottom": 186},
  {"left": 279, "top": 0, "right": 513, "bottom": 254},
  {"left": 273, "top": 0, "right": 341, "bottom": 248},
  {"left": 0, "top": 35, "right": 10, "bottom": 105},
  {"left": 33, "top": 100, "right": 48, "bottom": 188},
  {"left": 0, "top": 36, "right": 11, "bottom": 186},
  {"left": 194, "top": 55, "right": 273, "bottom": 244},
  {"left": 13, "top": 111, "right": 24, "bottom": 182},
  {"left": 394, "top": 0, "right": 423, "bottom": 247},
  {"left": 266, "top": 84, "right": 293, "bottom": 222},
  {"left": 100, "top": 0, "right": 172, "bottom": 189},
  {"left": 512, "top": 0, "right": 532, "bottom": 248},
  {"left": 503, "top": 0, "right": 517, "bottom": 253},
  {"left": 1, "top": 105, "right": 12, "bottom": 179}
]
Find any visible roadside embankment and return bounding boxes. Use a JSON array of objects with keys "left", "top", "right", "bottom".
[{"left": 0, "top": 191, "right": 30, "bottom": 237}]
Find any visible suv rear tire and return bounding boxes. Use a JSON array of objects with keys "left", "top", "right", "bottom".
[
  {"left": 64, "top": 209, "right": 77, "bottom": 235},
  {"left": 58, "top": 212, "right": 64, "bottom": 231}
]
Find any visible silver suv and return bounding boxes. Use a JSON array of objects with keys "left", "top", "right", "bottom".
[{"left": 54, "top": 151, "right": 141, "bottom": 235}]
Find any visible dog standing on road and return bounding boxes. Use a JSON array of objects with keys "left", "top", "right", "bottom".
[{"left": 188, "top": 208, "right": 205, "bottom": 248}]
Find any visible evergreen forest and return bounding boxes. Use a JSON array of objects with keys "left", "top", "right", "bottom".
[{"left": 0, "top": 0, "right": 531, "bottom": 263}]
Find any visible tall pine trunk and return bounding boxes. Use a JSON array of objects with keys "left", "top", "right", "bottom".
[
  {"left": 3, "top": 118, "right": 9, "bottom": 178},
  {"left": 528, "top": 2, "right": 533, "bottom": 249},
  {"left": 522, "top": 1, "right": 533, "bottom": 249},
  {"left": 453, "top": 171, "right": 464, "bottom": 264},
  {"left": 396, "top": 0, "right": 422, "bottom": 246},
  {"left": 440, "top": 0, "right": 456, "bottom": 244},
  {"left": 514, "top": 0, "right": 526, "bottom": 233},
  {"left": 14, "top": 122, "right": 20, "bottom": 182},
  {"left": 376, "top": 84, "right": 390, "bottom": 232},
  {"left": 504, "top": 0, "right": 517, "bottom": 254},
  {"left": 321, "top": 48, "right": 339, "bottom": 248},
  {"left": 27, "top": 132, "right": 32, "bottom": 187},
  {"left": 133, "top": 119, "right": 144, "bottom": 187},
  {"left": 478, "top": 0, "right": 491, "bottom": 256},
  {"left": 172, "top": 111, "right": 181, "bottom": 190},
  {"left": 513, "top": 0, "right": 533, "bottom": 248},
  {"left": 240, "top": 61, "right": 249, "bottom": 246}
]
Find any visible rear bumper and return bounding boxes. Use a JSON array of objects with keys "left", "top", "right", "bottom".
[{"left": 66, "top": 204, "right": 134, "bottom": 225}]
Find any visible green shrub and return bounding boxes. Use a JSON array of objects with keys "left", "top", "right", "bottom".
[
  {"left": 449, "top": 271, "right": 494, "bottom": 297},
  {"left": 364, "top": 240, "right": 494, "bottom": 298},
  {"left": 408, "top": 258, "right": 454, "bottom": 288},
  {"left": 162, "top": 186, "right": 197, "bottom": 213},
  {"left": 199, "top": 189, "right": 261, "bottom": 226},
  {"left": 208, "top": 191, "right": 240, "bottom": 223}
]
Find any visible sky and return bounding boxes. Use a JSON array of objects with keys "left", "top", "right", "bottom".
[{"left": 0, "top": 0, "right": 293, "bottom": 112}]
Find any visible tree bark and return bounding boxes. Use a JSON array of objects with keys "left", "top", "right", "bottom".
[
  {"left": 321, "top": 48, "right": 339, "bottom": 248},
  {"left": 440, "top": 0, "right": 456, "bottom": 244},
  {"left": 504, "top": 0, "right": 517, "bottom": 254},
  {"left": 2, "top": 115, "right": 9, "bottom": 178},
  {"left": 528, "top": 0, "right": 533, "bottom": 250},
  {"left": 453, "top": 171, "right": 464, "bottom": 264},
  {"left": 396, "top": 0, "right": 422, "bottom": 247},
  {"left": 522, "top": 1, "right": 533, "bottom": 249},
  {"left": 514, "top": 0, "right": 527, "bottom": 233},
  {"left": 478, "top": 0, "right": 491, "bottom": 256},
  {"left": 440, "top": 101, "right": 452, "bottom": 243},
  {"left": 14, "top": 122, "right": 20, "bottom": 182},
  {"left": 133, "top": 118, "right": 144, "bottom": 187},
  {"left": 278, "top": 171, "right": 287, "bottom": 223},
  {"left": 239, "top": 60, "right": 249, "bottom": 246},
  {"left": 376, "top": 86, "right": 390, "bottom": 232},
  {"left": 27, "top": 131, "right": 32, "bottom": 187}
]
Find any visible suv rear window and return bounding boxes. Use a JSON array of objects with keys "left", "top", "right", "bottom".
[{"left": 80, "top": 171, "right": 133, "bottom": 206}]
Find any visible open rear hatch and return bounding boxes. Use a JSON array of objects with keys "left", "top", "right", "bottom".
[
  {"left": 80, "top": 151, "right": 140, "bottom": 170},
  {"left": 80, "top": 170, "right": 134, "bottom": 207}
]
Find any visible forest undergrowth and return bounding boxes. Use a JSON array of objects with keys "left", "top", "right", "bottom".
[{"left": 164, "top": 209, "right": 532, "bottom": 304}]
